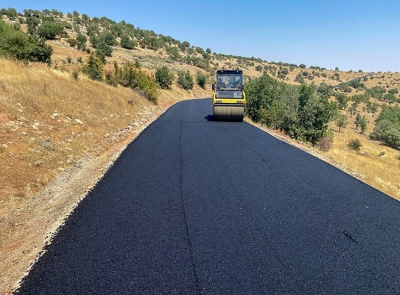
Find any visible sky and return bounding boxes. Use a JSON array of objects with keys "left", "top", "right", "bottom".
[{"left": 2, "top": 0, "right": 400, "bottom": 72}]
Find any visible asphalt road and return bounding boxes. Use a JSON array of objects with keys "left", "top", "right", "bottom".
[{"left": 16, "top": 99, "right": 400, "bottom": 294}]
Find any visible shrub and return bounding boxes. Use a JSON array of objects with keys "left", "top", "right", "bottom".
[
  {"left": 71, "top": 69, "right": 79, "bottom": 80},
  {"left": 348, "top": 138, "right": 362, "bottom": 151},
  {"left": 177, "top": 70, "right": 194, "bottom": 90},
  {"left": 117, "top": 64, "right": 160, "bottom": 104},
  {"left": 155, "top": 66, "right": 174, "bottom": 89},
  {"left": 105, "top": 70, "right": 118, "bottom": 87},
  {"left": 165, "top": 46, "right": 181, "bottom": 61},
  {"left": 196, "top": 72, "right": 207, "bottom": 89},
  {"left": 294, "top": 73, "right": 305, "bottom": 84},
  {"left": 67, "top": 38, "right": 78, "bottom": 48},
  {"left": 318, "top": 137, "right": 332, "bottom": 152}
]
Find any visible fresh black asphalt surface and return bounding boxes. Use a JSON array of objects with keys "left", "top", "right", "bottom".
[{"left": 16, "top": 99, "right": 400, "bottom": 294}]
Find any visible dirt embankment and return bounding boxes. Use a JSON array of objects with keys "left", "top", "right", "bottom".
[{"left": 0, "top": 59, "right": 210, "bottom": 293}]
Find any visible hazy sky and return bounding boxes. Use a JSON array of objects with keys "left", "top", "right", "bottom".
[{"left": 3, "top": 0, "right": 400, "bottom": 72}]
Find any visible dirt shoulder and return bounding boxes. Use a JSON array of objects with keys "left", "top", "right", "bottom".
[{"left": 0, "top": 87, "right": 208, "bottom": 294}]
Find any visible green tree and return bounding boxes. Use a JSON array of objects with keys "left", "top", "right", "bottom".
[
  {"left": 120, "top": 34, "right": 137, "bottom": 49},
  {"left": 6, "top": 8, "right": 17, "bottom": 19},
  {"left": 0, "top": 19, "right": 52, "bottom": 64},
  {"left": 155, "top": 66, "right": 174, "bottom": 89},
  {"left": 26, "top": 16, "right": 41, "bottom": 34},
  {"left": 370, "top": 105, "right": 400, "bottom": 149},
  {"left": 335, "top": 114, "right": 347, "bottom": 132},
  {"left": 83, "top": 53, "right": 103, "bottom": 81},
  {"left": 360, "top": 115, "right": 367, "bottom": 134},
  {"left": 37, "top": 21, "right": 64, "bottom": 40},
  {"left": 354, "top": 113, "right": 361, "bottom": 130},
  {"left": 76, "top": 34, "right": 87, "bottom": 50},
  {"left": 348, "top": 103, "right": 357, "bottom": 117},
  {"left": 102, "top": 31, "right": 118, "bottom": 46}
]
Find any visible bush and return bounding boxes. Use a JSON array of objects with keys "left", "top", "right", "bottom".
[
  {"left": 155, "top": 66, "right": 174, "bottom": 89},
  {"left": 196, "top": 72, "right": 207, "bottom": 89},
  {"left": 348, "top": 138, "right": 362, "bottom": 151},
  {"left": 67, "top": 38, "right": 78, "bottom": 48},
  {"left": 294, "top": 73, "right": 305, "bottom": 84},
  {"left": 117, "top": 63, "right": 160, "bottom": 104},
  {"left": 177, "top": 71, "right": 194, "bottom": 90},
  {"left": 105, "top": 70, "right": 118, "bottom": 87},
  {"left": 71, "top": 68, "right": 79, "bottom": 80},
  {"left": 318, "top": 137, "right": 332, "bottom": 152},
  {"left": 165, "top": 46, "right": 181, "bottom": 61}
]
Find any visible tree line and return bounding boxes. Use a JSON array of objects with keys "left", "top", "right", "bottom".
[{"left": 245, "top": 73, "right": 338, "bottom": 145}]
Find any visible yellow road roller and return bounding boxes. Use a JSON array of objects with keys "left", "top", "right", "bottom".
[{"left": 212, "top": 70, "right": 246, "bottom": 121}]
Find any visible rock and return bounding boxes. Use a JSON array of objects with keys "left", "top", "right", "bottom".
[
  {"left": 75, "top": 119, "right": 84, "bottom": 125},
  {"left": 67, "top": 156, "right": 73, "bottom": 165},
  {"left": 32, "top": 125, "right": 39, "bottom": 131},
  {"left": 34, "top": 161, "right": 43, "bottom": 167}
]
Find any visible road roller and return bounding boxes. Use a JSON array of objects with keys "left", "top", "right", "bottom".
[{"left": 212, "top": 70, "right": 246, "bottom": 121}]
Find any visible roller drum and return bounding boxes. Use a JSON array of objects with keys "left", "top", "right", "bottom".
[{"left": 213, "top": 105, "right": 244, "bottom": 122}]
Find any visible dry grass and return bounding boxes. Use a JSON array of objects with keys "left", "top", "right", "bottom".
[
  {"left": 0, "top": 58, "right": 155, "bottom": 219},
  {"left": 327, "top": 112, "right": 400, "bottom": 199}
]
